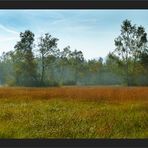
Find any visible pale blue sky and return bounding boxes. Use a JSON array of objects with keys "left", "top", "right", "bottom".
[{"left": 0, "top": 10, "right": 148, "bottom": 60}]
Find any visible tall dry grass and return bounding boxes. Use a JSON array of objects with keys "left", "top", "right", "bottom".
[{"left": 0, "top": 86, "right": 147, "bottom": 103}]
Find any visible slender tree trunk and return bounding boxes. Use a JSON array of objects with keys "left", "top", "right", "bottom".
[
  {"left": 126, "top": 61, "right": 129, "bottom": 86},
  {"left": 125, "top": 49, "right": 129, "bottom": 86},
  {"left": 75, "top": 68, "right": 78, "bottom": 85},
  {"left": 60, "top": 65, "right": 64, "bottom": 85},
  {"left": 41, "top": 54, "right": 45, "bottom": 85}
]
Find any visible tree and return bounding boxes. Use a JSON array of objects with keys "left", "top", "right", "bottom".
[
  {"left": 69, "top": 49, "right": 84, "bottom": 84},
  {"left": 113, "top": 19, "right": 147, "bottom": 86},
  {"left": 105, "top": 53, "right": 124, "bottom": 85},
  {"left": 12, "top": 30, "right": 37, "bottom": 86},
  {"left": 106, "top": 52, "right": 124, "bottom": 75},
  {"left": 59, "top": 46, "right": 71, "bottom": 84},
  {"left": 0, "top": 52, "right": 15, "bottom": 85},
  {"left": 38, "top": 33, "right": 59, "bottom": 85}
]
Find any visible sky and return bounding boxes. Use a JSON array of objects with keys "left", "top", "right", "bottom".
[{"left": 0, "top": 10, "right": 148, "bottom": 60}]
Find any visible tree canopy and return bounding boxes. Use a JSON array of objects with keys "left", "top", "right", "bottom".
[{"left": 0, "top": 19, "right": 148, "bottom": 87}]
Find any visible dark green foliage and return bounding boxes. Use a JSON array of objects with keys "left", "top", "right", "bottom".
[
  {"left": 10, "top": 30, "right": 38, "bottom": 86},
  {"left": 113, "top": 19, "right": 148, "bottom": 86},
  {"left": 38, "top": 33, "right": 59, "bottom": 86}
]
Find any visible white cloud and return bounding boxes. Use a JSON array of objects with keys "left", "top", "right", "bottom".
[
  {"left": 0, "top": 36, "right": 18, "bottom": 42},
  {"left": 0, "top": 24, "right": 19, "bottom": 35},
  {"left": 0, "top": 24, "right": 19, "bottom": 53}
]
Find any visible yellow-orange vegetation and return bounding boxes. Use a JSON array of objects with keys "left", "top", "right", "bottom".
[{"left": 0, "top": 86, "right": 147, "bottom": 103}]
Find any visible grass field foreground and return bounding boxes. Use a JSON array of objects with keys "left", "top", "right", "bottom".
[{"left": 0, "top": 86, "right": 147, "bottom": 138}]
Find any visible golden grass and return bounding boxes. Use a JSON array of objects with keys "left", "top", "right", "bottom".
[{"left": 0, "top": 86, "right": 147, "bottom": 103}]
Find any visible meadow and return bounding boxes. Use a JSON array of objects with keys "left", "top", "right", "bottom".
[{"left": 0, "top": 86, "right": 147, "bottom": 138}]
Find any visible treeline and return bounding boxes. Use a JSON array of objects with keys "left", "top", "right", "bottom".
[{"left": 0, "top": 19, "right": 148, "bottom": 87}]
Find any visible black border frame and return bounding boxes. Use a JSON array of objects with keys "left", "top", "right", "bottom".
[
  {"left": 0, "top": 0, "right": 148, "bottom": 147},
  {"left": 0, "top": 139, "right": 147, "bottom": 147},
  {"left": 0, "top": 0, "right": 148, "bottom": 9}
]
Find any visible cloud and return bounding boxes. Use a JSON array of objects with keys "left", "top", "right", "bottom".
[
  {"left": 0, "top": 36, "right": 18, "bottom": 42},
  {"left": 0, "top": 24, "right": 19, "bottom": 52},
  {"left": 0, "top": 24, "right": 19, "bottom": 35}
]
